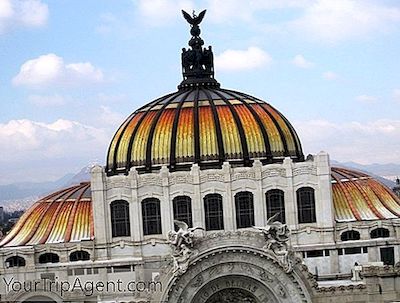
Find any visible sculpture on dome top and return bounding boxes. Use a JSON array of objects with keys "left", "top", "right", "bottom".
[
  {"left": 253, "top": 213, "right": 293, "bottom": 272},
  {"left": 168, "top": 220, "right": 204, "bottom": 276},
  {"left": 179, "top": 9, "right": 219, "bottom": 88}
]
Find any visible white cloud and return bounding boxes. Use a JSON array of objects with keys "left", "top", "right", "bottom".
[
  {"left": 322, "top": 71, "right": 338, "bottom": 80},
  {"left": 291, "top": 0, "right": 400, "bottom": 43},
  {"left": 0, "top": 0, "right": 48, "bottom": 34},
  {"left": 215, "top": 47, "right": 272, "bottom": 71},
  {"left": 295, "top": 118, "right": 400, "bottom": 164},
  {"left": 13, "top": 54, "right": 104, "bottom": 88},
  {"left": 393, "top": 89, "right": 400, "bottom": 103},
  {"left": 28, "top": 94, "right": 66, "bottom": 107},
  {"left": 135, "top": 0, "right": 194, "bottom": 26},
  {"left": 356, "top": 95, "right": 378, "bottom": 104},
  {"left": 292, "top": 54, "right": 314, "bottom": 68},
  {"left": 0, "top": 118, "right": 110, "bottom": 183}
]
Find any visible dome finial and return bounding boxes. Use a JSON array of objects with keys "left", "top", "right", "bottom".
[{"left": 179, "top": 9, "right": 220, "bottom": 89}]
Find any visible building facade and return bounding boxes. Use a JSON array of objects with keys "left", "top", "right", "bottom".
[{"left": 1, "top": 10, "right": 400, "bottom": 303}]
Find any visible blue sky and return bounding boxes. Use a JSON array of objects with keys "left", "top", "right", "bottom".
[{"left": 0, "top": 0, "right": 400, "bottom": 184}]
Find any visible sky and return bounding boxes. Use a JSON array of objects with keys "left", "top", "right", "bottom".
[{"left": 0, "top": 0, "right": 400, "bottom": 184}]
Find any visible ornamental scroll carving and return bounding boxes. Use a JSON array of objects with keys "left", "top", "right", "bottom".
[
  {"left": 253, "top": 213, "right": 293, "bottom": 273},
  {"left": 167, "top": 220, "right": 204, "bottom": 276}
]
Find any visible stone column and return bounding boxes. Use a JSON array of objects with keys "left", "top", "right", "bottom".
[
  {"left": 191, "top": 164, "right": 203, "bottom": 227},
  {"left": 91, "top": 166, "right": 108, "bottom": 245}
]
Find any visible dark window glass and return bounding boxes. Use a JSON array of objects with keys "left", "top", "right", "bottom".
[
  {"left": 370, "top": 228, "right": 390, "bottom": 239},
  {"left": 363, "top": 247, "right": 368, "bottom": 253},
  {"left": 204, "top": 194, "right": 224, "bottom": 231},
  {"left": 113, "top": 265, "right": 132, "bottom": 273},
  {"left": 344, "top": 247, "right": 361, "bottom": 255},
  {"left": 69, "top": 250, "right": 90, "bottom": 262},
  {"left": 39, "top": 253, "right": 59, "bottom": 264},
  {"left": 380, "top": 247, "right": 395, "bottom": 265},
  {"left": 324, "top": 249, "right": 330, "bottom": 256},
  {"left": 341, "top": 230, "right": 360, "bottom": 241},
  {"left": 338, "top": 248, "right": 343, "bottom": 255},
  {"left": 235, "top": 192, "right": 255, "bottom": 228},
  {"left": 142, "top": 198, "right": 162, "bottom": 235},
  {"left": 110, "top": 200, "right": 131, "bottom": 237},
  {"left": 306, "top": 250, "right": 324, "bottom": 258},
  {"left": 6, "top": 256, "right": 25, "bottom": 267},
  {"left": 297, "top": 187, "right": 316, "bottom": 224},
  {"left": 266, "top": 189, "right": 285, "bottom": 223},
  {"left": 173, "top": 196, "right": 192, "bottom": 230}
]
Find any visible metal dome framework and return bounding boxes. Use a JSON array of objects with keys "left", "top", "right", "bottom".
[{"left": 106, "top": 87, "right": 304, "bottom": 175}]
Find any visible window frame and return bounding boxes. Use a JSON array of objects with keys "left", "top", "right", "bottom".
[
  {"left": 173, "top": 195, "right": 193, "bottom": 230},
  {"left": 110, "top": 200, "right": 131, "bottom": 237},
  {"left": 39, "top": 252, "right": 60, "bottom": 264},
  {"left": 370, "top": 227, "right": 390, "bottom": 239},
  {"left": 69, "top": 250, "right": 90, "bottom": 262},
  {"left": 204, "top": 194, "right": 224, "bottom": 231},
  {"left": 142, "top": 198, "right": 162, "bottom": 236},
  {"left": 340, "top": 230, "right": 361, "bottom": 241},
  {"left": 297, "top": 187, "right": 316, "bottom": 224},
  {"left": 266, "top": 189, "right": 285, "bottom": 223},
  {"left": 5, "top": 256, "right": 26, "bottom": 268},
  {"left": 235, "top": 191, "right": 255, "bottom": 229}
]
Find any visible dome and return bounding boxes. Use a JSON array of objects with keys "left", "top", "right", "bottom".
[
  {"left": 106, "top": 87, "right": 304, "bottom": 174},
  {"left": 0, "top": 182, "right": 93, "bottom": 248},
  {"left": 331, "top": 167, "right": 400, "bottom": 222}
]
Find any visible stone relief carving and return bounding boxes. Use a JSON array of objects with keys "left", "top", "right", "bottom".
[
  {"left": 167, "top": 220, "right": 204, "bottom": 276},
  {"left": 253, "top": 213, "right": 293, "bottom": 273},
  {"left": 206, "top": 289, "right": 257, "bottom": 303}
]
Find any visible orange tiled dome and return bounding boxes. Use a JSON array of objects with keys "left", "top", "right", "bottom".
[
  {"left": 0, "top": 182, "right": 93, "bottom": 248},
  {"left": 331, "top": 167, "right": 400, "bottom": 222},
  {"left": 106, "top": 87, "right": 304, "bottom": 174}
]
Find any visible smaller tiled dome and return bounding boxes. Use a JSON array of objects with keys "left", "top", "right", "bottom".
[
  {"left": 0, "top": 182, "right": 93, "bottom": 248},
  {"left": 331, "top": 167, "right": 400, "bottom": 222}
]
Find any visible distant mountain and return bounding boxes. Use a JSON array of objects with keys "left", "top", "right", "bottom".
[
  {"left": 331, "top": 160, "right": 398, "bottom": 188},
  {"left": 0, "top": 165, "right": 91, "bottom": 211}
]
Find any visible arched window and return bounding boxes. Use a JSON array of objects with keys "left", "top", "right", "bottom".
[
  {"left": 266, "top": 189, "right": 285, "bottom": 223},
  {"left": 5, "top": 256, "right": 25, "bottom": 268},
  {"left": 39, "top": 253, "right": 59, "bottom": 264},
  {"left": 235, "top": 191, "right": 255, "bottom": 229},
  {"left": 173, "top": 196, "right": 192, "bottom": 230},
  {"left": 341, "top": 230, "right": 360, "bottom": 241},
  {"left": 371, "top": 228, "right": 390, "bottom": 239},
  {"left": 297, "top": 187, "right": 316, "bottom": 224},
  {"left": 69, "top": 250, "right": 90, "bottom": 262},
  {"left": 142, "top": 198, "right": 162, "bottom": 235},
  {"left": 110, "top": 200, "right": 131, "bottom": 237},
  {"left": 204, "top": 194, "right": 224, "bottom": 231}
]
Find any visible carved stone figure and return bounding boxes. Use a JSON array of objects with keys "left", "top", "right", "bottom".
[
  {"left": 168, "top": 220, "right": 204, "bottom": 276},
  {"left": 253, "top": 213, "right": 293, "bottom": 272}
]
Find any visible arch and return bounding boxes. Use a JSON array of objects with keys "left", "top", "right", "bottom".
[
  {"left": 142, "top": 198, "right": 162, "bottom": 235},
  {"left": 173, "top": 196, "right": 193, "bottom": 230},
  {"left": 266, "top": 189, "right": 285, "bottom": 223},
  {"left": 341, "top": 230, "right": 360, "bottom": 241},
  {"left": 204, "top": 194, "right": 224, "bottom": 231},
  {"left": 370, "top": 227, "right": 390, "bottom": 239},
  {"left": 69, "top": 250, "right": 90, "bottom": 262},
  {"left": 235, "top": 191, "right": 255, "bottom": 228},
  {"left": 23, "top": 296, "right": 56, "bottom": 303},
  {"left": 110, "top": 200, "right": 131, "bottom": 237},
  {"left": 160, "top": 245, "right": 313, "bottom": 303},
  {"left": 297, "top": 187, "right": 316, "bottom": 224},
  {"left": 38, "top": 252, "right": 59, "bottom": 264},
  {"left": 5, "top": 255, "right": 25, "bottom": 268}
]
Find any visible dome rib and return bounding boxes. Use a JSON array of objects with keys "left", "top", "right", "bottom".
[
  {"left": 169, "top": 89, "right": 194, "bottom": 168},
  {"left": 145, "top": 90, "right": 190, "bottom": 170},
  {"left": 221, "top": 89, "right": 272, "bottom": 160},
  {"left": 201, "top": 87, "right": 225, "bottom": 164},
  {"left": 193, "top": 88, "right": 201, "bottom": 164},
  {"left": 211, "top": 89, "right": 250, "bottom": 165},
  {"left": 125, "top": 92, "right": 178, "bottom": 172}
]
